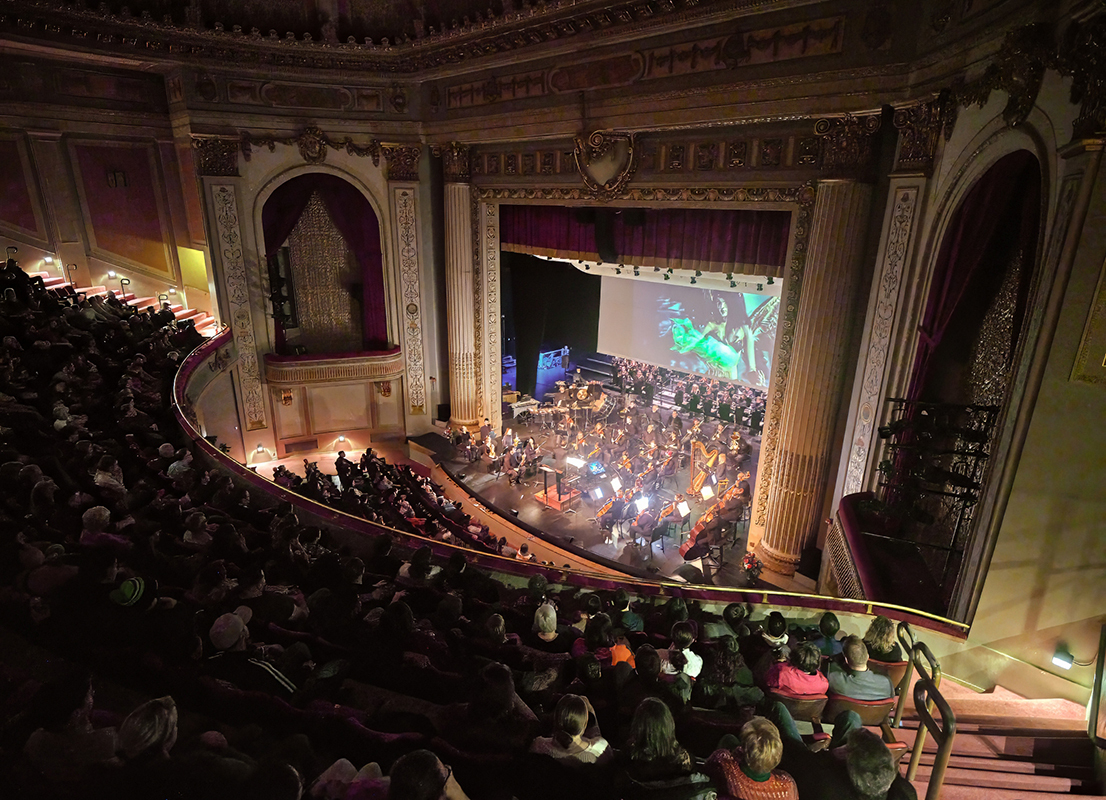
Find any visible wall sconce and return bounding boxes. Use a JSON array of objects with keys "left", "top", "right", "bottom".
[
  {"left": 338, "top": 435, "right": 346, "bottom": 443},
  {"left": 108, "top": 270, "right": 117, "bottom": 279},
  {"left": 281, "top": 389, "right": 293, "bottom": 406},
  {"left": 256, "top": 443, "right": 265, "bottom": 453},
  {"left": 44, "top": 256, "right": 53, "bottom": 265},
  {"left": 168, "top": 287, "right": 177, "bottom": 295}
]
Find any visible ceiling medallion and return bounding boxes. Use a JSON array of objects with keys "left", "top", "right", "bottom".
[{"left": 573, "top": 130, "right": 638, "bottom": 200}]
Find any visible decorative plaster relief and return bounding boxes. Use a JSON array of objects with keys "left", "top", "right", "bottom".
[
  {"left": 394, "top": 187, "right": 426, "bottom": 415},
  {"left": 843, "top": 186, "right": 918, "bottom": 496},
  {"left": 264, "top": 351, "right": 405, "bottom": 385},
  {"left": 210, "top": 184, "right": 267, "bottom": 430}
]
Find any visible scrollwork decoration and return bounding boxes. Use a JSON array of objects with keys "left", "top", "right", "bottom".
[
  {"left": 572, "top": 130, "right": 639, "bottom": 200},
  {"left": 240, "top": 125, "right": 382, "bottom": 166}
]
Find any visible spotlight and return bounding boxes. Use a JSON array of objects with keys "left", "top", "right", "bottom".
[
  {"left": 654, "top": 266, "right": 660, "bottom": 272},
  {"left": 767, "top": 276, "right": 775, "bottom": 285},
  {"left": 585, "top": 265, "right": 590, "bottom": 270},
  {"left": 615, "top": 268, "right": 621, "bottom": 275},
  {"left": 730, "top": 280, "right": 737, "bottom": 288},
  {"left": 667, "top": 268, "right": 673, "bottom": 274},
  {"left": 695, "top": 270, "right": 702, "bottom": 277},
  {"left": 690, "top": 277, "right": 697, "bottom": 285},
  {"left": 726, "top": 272, "right": 732, "bottom": 280},
  {"left": 1052, "top": 645, "right": 1073, "bottom": 670},
  {"left": 756, "top": 283, "right": 763, "bottom": 292},
  {"left": 663, "top": 274, "right": 670, "bottom": 281},
  {"left": 633, "top": 268, "right": 640, "bottom": 276}
]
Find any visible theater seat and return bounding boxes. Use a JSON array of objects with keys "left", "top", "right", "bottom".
[
  {"left": 768, "top": 689, "right": 828, "bottom": 724},
  {"left": 868, "top": 658, "right": 910, "bottom": 692},
  {"left": 823, "top": 694, "right": 908, "bottom": 757}
]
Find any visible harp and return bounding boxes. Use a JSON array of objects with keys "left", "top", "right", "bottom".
[{"left": 688, "top": 440, "right": 719, "bottom": 495}]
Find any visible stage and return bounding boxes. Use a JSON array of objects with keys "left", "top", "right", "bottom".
[{"left": 421, "top": 416, "right": 766, "bottom": 588}]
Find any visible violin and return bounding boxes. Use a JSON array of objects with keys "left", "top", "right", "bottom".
[{"left": 597, "top": 494, "right": 616, "bottom": 517}]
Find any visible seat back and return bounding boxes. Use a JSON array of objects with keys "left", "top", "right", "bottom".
[
  {"left": 869, "top": 659, "right": 910, "bottom": 691},
  {"left": 768, "top": 689, "right": 827, "bottom": 723},
  {"left": 823, "top": 694, "right": 894, "bottom": 726}
]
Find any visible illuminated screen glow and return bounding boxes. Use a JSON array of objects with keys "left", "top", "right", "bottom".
[{"left": 597, "top": 277, "right": 779, "bottom": 391}]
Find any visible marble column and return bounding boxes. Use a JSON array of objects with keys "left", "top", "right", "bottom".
[
  {"left": 757, "top": 180, "right": 873, "bottom": 575},
  {"left": 444, "top": 181, "right": 479, "bottom": 428}
]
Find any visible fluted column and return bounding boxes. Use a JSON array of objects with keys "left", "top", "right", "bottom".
[
  {"left": 757, "top": 180, "right": 872, "bottom": 575},
  {"left": 444, "top": 181, "right": 479, "bottom": 428}
]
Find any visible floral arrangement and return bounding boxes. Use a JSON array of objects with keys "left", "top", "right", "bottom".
[{"left": 741, "top": 552, "right": 763, "bottom": 582}]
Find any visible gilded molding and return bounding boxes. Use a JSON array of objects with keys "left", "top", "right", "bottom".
[
  {"left": 843, "top": 186, "right": 918, "bottom": 496},
  {"left": 383, "top": 144, "right": 423, "bottom": 182},
  {"left": 210, "top": 184, "right": 266, "bottom": 430},
  {"left": 192, "top": 136, "right": 239, "bottom": 176},
  {"left": 264, "top": 352, "right": 405, "bottom": 385},
  {"left": 815, "top": 113, "right": 882, "bottom": 177},
  {"left": 433, "top": 141, "right": 471, "bottom": 183},
  {"left": 471, "top": 189, "right": 484, "bottom": 422},
  {"left": 394, "top": 187, "right": 427, "bottom": 415},
  {"left": 892, "top": 97, "right": 948, "bottom": 175},
  {"left": 240, "top": 125, "right": 382, "bottom": 166},
  {"left": 573, "top": 130, "right": 639, "bottom": 200}
]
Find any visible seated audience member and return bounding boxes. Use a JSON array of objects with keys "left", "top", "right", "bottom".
[
  {"left": 863, "top": 616, "right": 904, "bottom": 662},
  {"left": 529, "top": 693, "right": 613, "bottom": 767},
  {"left": 437, "top": 661, "right": 538, "bottom": 754},
  {"left": 746, "top": 612, "right": 790, "bottom": 671},
  {"left": 528, "top": 601, "right": 576, "bottom": 654},
  {"left": 612, "top": 588, "right": 644, "bottom": 633},
  {"left": 387, "top": 749, "right": 470, "bottom": 800},
  {"left": 826, "top": 636, "right": 894, "bottom": 701},
  {"left": 769, "top": 702, "right": 917, "bottom": 800},
  {"left": 659, "top": 620, "right": 703, "bottom": 680},
  {"left": 23, "top": 668, "right": 118, "bottom": 784},
  {"left": 693, "top": 635, "right": 763, "bottom": 711},
  {"left": 703, "top": 602, "right": 750, "bottom": 641},
  {"left": 397, "top": 545, "right": 440, "bottom": 587},
  {"left": 810, "top": 611, "right": 844, "bottom": 657},
  {"left": 705, "top": 716, "right": 799, "bottom": 800},
  {"left": 571, "top": 612, "right": 616, "bottom": 665},
  {"left": 205, "top": 606, "right": 299, "bottom": 696},
  {"left": 620, "top": 696, "right": 694, "bottom": 783},
  {"left": 764, "top": 641, "right": 829, "bottom": 696}
]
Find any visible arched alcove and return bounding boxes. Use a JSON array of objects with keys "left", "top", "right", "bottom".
[{"left": 261, "top": 173, "right": 388, "bottom": 354}]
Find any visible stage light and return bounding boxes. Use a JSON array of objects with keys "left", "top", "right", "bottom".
[
  {"left": 663, "top": 274, "right": 670, "bottom": 281},
  {"left": 1052, "top": 645, "right": 1073, "bottom": 669},
  {"left": 633, "top": 268, "right": 640, "bottom": 276},
  {"left": 585, "top": 265, "right": 590, "bottom": 270},
  {"left": 635, "top": 497, "right": 649, "bottom": 512},
  {"left": 767, "top": 276, "right": 775, "bottom": 285},
  {"left": 756, "top": 283, "right": 763, "bottom": 291},
  {"left": 677, "top": 500, "right": 691, "bottom": 517},
  {"left": 695, "top": 270, "right": 702, "bottom": 277},
  {"left": 610, "top": 477, "right": 622, "bottom": 491},
  {"left": 730, "top": 280, "right": 737, "bottom": 288},
  {"left": 615, "top": 268, "right": 622, "bottom": 275},
  {"left": 690, "top": 277, "right": 697, "bottom": 285},
  {"left": 701, "top": 485, "right": 715, "bottom": 500},
  {"left": 667, "top": 268, "right": 673, "bottom": 274},
  {"left": 654, "top": 266, "right": 660, "bottom": 272},
  {"left": 108, "top": 270, "right": 117, "bottom": 279}
]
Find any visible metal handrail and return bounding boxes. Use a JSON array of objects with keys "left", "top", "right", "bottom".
[
  {"left": 906, "top": 641, "right": 956, "bottom": 800},
  {"left": 892, "top": 621, "right": 918, "bottom": 728}
]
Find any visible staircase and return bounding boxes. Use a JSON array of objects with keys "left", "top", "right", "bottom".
[
  {"left": 28, "top": 272, "right": 219, "bottom": 337},
  {"left": 899, "top": 681, "right": 1101, "bottom": 799}
]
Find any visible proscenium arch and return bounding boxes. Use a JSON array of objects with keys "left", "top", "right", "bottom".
[
  {"left": 885, "top": 121, "right": 1055, "bottom": 622},
  {"left": 252, "top": 164, "right": 400, "bottom": 351},
  {"left": 471, "top": 187, "right": 812, "bottom": 552}
]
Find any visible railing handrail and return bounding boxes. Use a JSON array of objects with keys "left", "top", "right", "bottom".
[
  {"left": 906, "top": 641, "right": 956, "bottom": 800},
  {"left": 892, "top": 621, "right": 918, "bottom": 728},
  {"left": 171, "top": 332, "right": 973, "bottom": 637}
]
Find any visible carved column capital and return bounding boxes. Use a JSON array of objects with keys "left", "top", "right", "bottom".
[
  {"left": 892, "top": 97, "right": 948, "bottom": 175},
  {"left": 434, "top": 141, "right": 471, "bottom": 183},
  {"left": 383, "top": 144, "right": 423, "bottom": 182},
  {"left": 192, "top": 137, "right": 239, "bottom": 176},
  {"left": 815, "top": 113, "right": 882, "bottom": 179}
]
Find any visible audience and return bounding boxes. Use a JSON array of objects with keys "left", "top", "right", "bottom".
[
  {"left": 863, "top": 616, "right": 904, "bottom": 663},
  {"left": 705, "top": 716, "right": 798, "bottom": 799},
  {"left": 0, "top": 254, "right": 920, "bottom": 800},
  {"left": 826, "top": 636, "right": 896, "bottom": 701}
]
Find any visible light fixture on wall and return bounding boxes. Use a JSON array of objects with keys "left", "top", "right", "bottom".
[
  {"left": 1052, "top": 644, "right": 1093, "bottom": 670},
  {"left": 338, "top": 435, "right": 346, "bottom": 443},
  {"left": 44, "top": 256, "right": 53, "bottom": 265},
  {"left": 108, "top": 270, "right": 117, "bottom": 279},
  {"left": 168, "top": 287, "right": 177, "bottom": 295},
  {"left": 256, "top": 443, "right": 265, "bottom": 453}
]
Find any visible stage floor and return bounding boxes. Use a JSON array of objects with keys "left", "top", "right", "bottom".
[{"left": 438, "top": 417, "right": 764, "bottom": 587}]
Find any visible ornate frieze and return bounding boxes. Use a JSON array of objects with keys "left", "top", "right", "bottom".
[
  {"left": 210, "top": 184, "right": 266, "bottom": 430},
  {"left": 191, "top": 137, "right": 239, "bottom": 176},
  {"left": 892, "top": 97, "right": 948, "bottom": 175},
  {"left": 240, "top": 125, "right": 382, "bottom": 166},
  {"left": 263, "top": 351, "right": 405, "bottom": 385},
  {"left": 383, "top": 144, "right": 423, "bottom": 182},
  {"left": 393, "top": 187, "right": 426, "bottom": 415},
  {"left": 815, "top": 114, "right": 882, "bottom": 177},
  {"left": 433, "top": 141, "right": 471, "bottom": 183}
]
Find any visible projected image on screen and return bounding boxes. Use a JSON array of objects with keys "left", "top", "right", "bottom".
[{"left": 598, "top": 279, "right": 779, "bottom": 391}]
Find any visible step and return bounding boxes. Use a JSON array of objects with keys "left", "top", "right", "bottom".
[
  {"left": 127, "top": 296, "right": 158, "bottom": 311},
  {"left": 912, "top": 764, "right": 1084, "bottom": 794},
  {"left": 175, "top": 308, "right": 203, "bottom": 321},
  {"left": 913, "top": 751, "right": 1097, "bottom": 780},
  {"left": 911, "top": 781, "right": 1106, "bottom": 800},
  {"left": 41, "top": 276, "right": 67, "bottom": 288},
  {"left": 75, "top": 285, "right": 108, "bottom": 298},
  {"left": 894, "top": 723, "right": 1096, "bottom": 766}
]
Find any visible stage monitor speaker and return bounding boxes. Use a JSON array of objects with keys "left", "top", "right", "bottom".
[{"left": 437, "top": 403, "right": 451, "bottom": 422}]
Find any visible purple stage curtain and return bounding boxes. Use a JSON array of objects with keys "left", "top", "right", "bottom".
[
  {"left": 907, "top": 151, "right": 1040, "bottom": 400},
  {"left": 262, "top": 174, "right": 388, "bottom": 351},
  {"left": 499, "top": 205, "right": 791, "bottom": 276}
]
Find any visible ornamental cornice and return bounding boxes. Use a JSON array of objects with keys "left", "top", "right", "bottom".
[{"left": 264, "top": 351, "right": 405, "bottom": 385}]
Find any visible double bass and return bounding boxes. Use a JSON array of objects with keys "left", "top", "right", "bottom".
[{"left": 678, "top": 474, "right": 750, "bottom": 559}]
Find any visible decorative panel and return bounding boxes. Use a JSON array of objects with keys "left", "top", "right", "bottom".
[
  {"left": 273, "top": 387, "right": 308, "bottom": 438},
  {"left": 0, "top": 138, "right": 39, "bottom": 235},
  {"left": 392, "top": 186, "right": 427, "bottom": 415},
  {"left": 307, "top": 384, "right": 371, "bottom": 432},
  {"left": 285, "top": 192, "right": 362, "bottom": 353},
  {"left": 264, "top": 351, "right": 405, "bottom": 384},
  {"left": 210, "top": 183, "right": 267, "bottom": 430},
  {"left": 71, "top": 142, "right": 172, "bottom": 276}
]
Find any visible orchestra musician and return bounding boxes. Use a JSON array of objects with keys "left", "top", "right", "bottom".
[
  {"left": 597, "top": 489, "right": 625, "bottom": 531},
  {"left": 629, "top": 504, "right": 657, "bottom": 544},
  {"left": 501, "top": 428, "right": 515, "bottom": 451}
]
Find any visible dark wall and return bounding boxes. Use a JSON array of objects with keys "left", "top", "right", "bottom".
[{"left": 504, "top": 252, "right": 600, "bottom": 397}]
